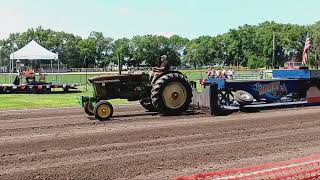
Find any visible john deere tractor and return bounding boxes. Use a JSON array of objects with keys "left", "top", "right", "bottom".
[{"left": 80, "top": 70, "right": 193, "bottom": 121}]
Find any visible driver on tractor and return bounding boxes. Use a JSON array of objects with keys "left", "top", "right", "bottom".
[{"left": 152, "top": 55, "right": 170, "bottom": 83}]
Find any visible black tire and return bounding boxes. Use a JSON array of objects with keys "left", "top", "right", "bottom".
[
  {"left": 140, "top": 98, "right": 157, "bottom": 112},
  {"left": 84, "top": 102, "right": 94, "bottom": 116},
  {"left": 44, "top": 88, "right": 51, "bottom": 94},
  {"left": 94, "top": 101, "right": 113, "bottom": 121},
  {"left": 234, "top": 90, "right": 254, "bottom": 105},
  {"left": 28, "top": 87, "right": 36, "bottom": 94},
  {"left": 151, "top": 73, "right": 192, "bottom": 115}
]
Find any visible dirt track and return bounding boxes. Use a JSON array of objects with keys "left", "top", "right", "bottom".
[{"left": 1, "top": 105, "right": 320, "bottom": 180}]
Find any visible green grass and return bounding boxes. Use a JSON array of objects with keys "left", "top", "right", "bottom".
[
  {"left": 182, "top": 70, "right": 207, "bottom": 81},
  {"left": 0, "top": 93, "right": 82, "bottom": 110},
  {"left": 0, "top": 87, "right": 128, "bottom": 110}
]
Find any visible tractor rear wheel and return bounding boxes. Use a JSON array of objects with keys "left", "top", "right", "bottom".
[
  {"left": 140, "top": 98, "right": 157, "bottom": 112},
  {"left": 84, "top": 102, "right": 94, "bottom": 116},
  {"left": 151, "top": 73, "right": 192, "bottom": 115},
  {"left": 94, "top": 101, "right": 113, "bottom": 121}
]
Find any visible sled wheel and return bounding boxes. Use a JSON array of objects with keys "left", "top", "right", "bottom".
[{"left": 234, "top": 90, "right": 254, "bottom": 105}]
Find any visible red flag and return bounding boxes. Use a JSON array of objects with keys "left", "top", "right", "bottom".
[{"left": 302, "top": 35, "right": 312, "bottom": 65}]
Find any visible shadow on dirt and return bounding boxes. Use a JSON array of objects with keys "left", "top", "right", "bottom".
[{"left": 87, "top": 109, "right": 206, "bottom": 121}]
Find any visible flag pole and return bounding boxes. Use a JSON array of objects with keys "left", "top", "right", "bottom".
[
  {"left": 308, "top": 32, "right": 310, "bottom": 68},
  {"left": 308, "top": 51, "right": 310, "bottom": 68},
  {"left": 302, "top": 32, "right": 311, "bottom": 68}
]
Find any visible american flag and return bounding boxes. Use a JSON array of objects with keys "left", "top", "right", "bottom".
[{"left": 302, "top": 34, "right": 312, "bottom": 65}]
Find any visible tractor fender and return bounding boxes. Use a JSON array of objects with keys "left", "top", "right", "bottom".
[{"left": 152, "top": 71, "right": 185, "bottom": 84}]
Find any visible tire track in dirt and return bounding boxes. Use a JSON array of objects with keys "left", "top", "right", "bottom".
[
  {"left": 2, "top": 126, "right": 320, "bottom": 173},
  {"left": 1, "top": 106, "right": 320, "bottom": 179},
  {"left": 2, "top": 131, "right": 320, "bottom": 180}
]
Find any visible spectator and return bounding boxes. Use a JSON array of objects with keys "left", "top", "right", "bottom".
[
  {"left": 216, "top": 70, "right": 221, "bottom": 78},
  {"left": 24, "top": 68, "right": 35, "bottom": 83},
  {"left": 259, "top": 70, "right": 264, "bottom": 79},
  {"left": 232, "top": 68, "right": 236, "bottom": 79},
  {"left": 128, "top": 65, "right": 135, "bottom": 75},
  {"left": 13, "top": 74, "right": 20, "bottom": 85},
  {"left": 227, "top": 68, "right": 234, "bottom": 80},
  {"left": 220, "top": 69, "right": 226, "bottom": 79},
  {"left": 207, "top": 67, "right": 215, "bottom": 78},
  {"left": 39, "top": 68, "right": 46, "bottom": 82}
]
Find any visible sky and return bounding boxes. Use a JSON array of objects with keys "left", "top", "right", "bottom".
[{"left": 1, "top": 0, "right": 320, "bottom": 40}]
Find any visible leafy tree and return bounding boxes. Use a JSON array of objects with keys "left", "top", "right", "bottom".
[
  {"left": 131, "top": 35, "right": 173, "bottom": 66},
  {"left": 247, "top": 54, "right": 266, "bottom": 69},
  {"left": 112, "top": 38, "right": 133, "bottom": 66},
  {"left": 88, "top": 31, "right": 113, "bottom": 67},
  {"left": 185, "top": 36, "right": 217, "bottom": 68},
  {"left": 1, "top": 21, "right": 319, "bottom": 70},
  {"left": 59, "top": 34, "right": 82, "bottom": 68},
  {"left": 79, "top": 39, "right": 96, "bottom": 67}
]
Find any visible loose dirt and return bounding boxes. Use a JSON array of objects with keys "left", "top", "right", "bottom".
[{"left": 1, "top": 105, "right": 320, "bottom": 180}]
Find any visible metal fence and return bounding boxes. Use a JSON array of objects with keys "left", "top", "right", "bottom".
[
  {"left": 0, "top": 70, "right": 273, "bottom": 85},
  {"left": 183, "top": 70, "right": 270, "bottom": 81}
]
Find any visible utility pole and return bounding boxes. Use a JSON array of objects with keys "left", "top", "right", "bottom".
[
  {"left": 117, "top": 52, "right": 122, "bottom": 75},
  {"left": 84, "top": 56, "right": 88, "bottom": 92},
  {"left": 272, "top": 32, "right": 276, "bottom": 69},
  {"left": 315, "top": 50, "right": 318, "bottom": 69}
]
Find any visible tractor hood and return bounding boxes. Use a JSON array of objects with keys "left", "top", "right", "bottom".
[{"left": 88, "top": 74, "right": 145, "bottom": 84}]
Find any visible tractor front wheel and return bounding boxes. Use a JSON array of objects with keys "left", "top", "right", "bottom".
[
  {"left": 140, "top": 98, "right": 157, "bottom": 112},
  {"left": 84, "top": 102, "right": 94, "bottom": 116},
  {"left": 94, "top": 101, "right": 113, "bottom": 121}
]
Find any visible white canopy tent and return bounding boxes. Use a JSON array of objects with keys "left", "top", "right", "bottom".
[{"left": 10, "top": 40, "right": 59, "bottom": 73}]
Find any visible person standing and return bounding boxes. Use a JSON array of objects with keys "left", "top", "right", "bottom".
[
  {"left": 207, "top": 67, "right": 215, "bottom": 78},
  {"left": 259, "top": 70, "right": 264, "bottom": 79},
  {"left": 220, "top": 69, "right": 226, "bottom": 79},
  {"left": 227, "top": 68, "right": 234, "bottom": 80},
  {"left": 25, "top": 68, "right": 35, "bottom": 83}
]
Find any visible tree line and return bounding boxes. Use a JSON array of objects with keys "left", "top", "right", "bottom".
[{"left": 1, "top": 21, "right": 320, "bottom": 69}]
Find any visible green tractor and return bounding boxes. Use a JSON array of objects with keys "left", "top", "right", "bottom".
[{"left": 80, "top": 71, "right": 193, "bottom": 121}]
